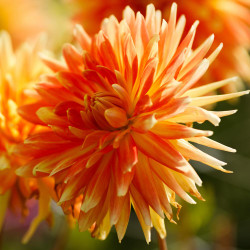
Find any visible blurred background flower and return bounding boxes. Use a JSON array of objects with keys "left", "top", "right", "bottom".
[
  {"left": 0, "top": 0, "right": 72, "bottom": 50},
  {"left": 0, "top": 0, "right": 48, "bottom": 47},
  {"left": 0, "top": 31, "right": 56, "bottom": 243}
]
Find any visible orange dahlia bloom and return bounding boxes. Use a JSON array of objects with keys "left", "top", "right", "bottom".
[
  {"left": 70, "top": 0, "right": 250, "bottom": 91},
  {"left": 0, "top": 32, "right": 56, "bottom": 243},
  {"left": 18, "top": 4, "right": 248, "bottom": 242}
]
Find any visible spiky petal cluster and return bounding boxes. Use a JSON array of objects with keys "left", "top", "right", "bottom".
[
  {"left": 161, "top": 0, "right": 250, "bottom": 91},
  {"left": 18, "top": 4, "right": 248, "bottom": 242},
  {"left": 69, "top": 0, "right": 250, "bottom": 91},
  {"left": 0, "top": 32, "right": 56, "bottom": 243}
]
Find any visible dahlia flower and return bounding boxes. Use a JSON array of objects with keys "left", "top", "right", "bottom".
[
  {"left": 18, "top": 4, "right": 248, "bottom": 243},
  {"left": 70, "top": 0, "right": 250, "bottom": 91},
  {"left": 0, "top": 32, "right": 56, "bottom": 243}
]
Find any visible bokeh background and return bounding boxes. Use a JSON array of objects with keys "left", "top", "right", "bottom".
[{"left": 0, "top": 0, "right": 249, "bottom": 249}]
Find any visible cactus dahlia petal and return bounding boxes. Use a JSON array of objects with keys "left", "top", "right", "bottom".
[{"left": 70, "top": 0, "right": 250, "bottom": 91}]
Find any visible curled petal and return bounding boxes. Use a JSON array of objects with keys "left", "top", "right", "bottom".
[{"left": 104, "top": 107, "right": 128, "bottom": 128}]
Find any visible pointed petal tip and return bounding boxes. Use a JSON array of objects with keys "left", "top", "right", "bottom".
[
  {"left": 32, "top": 168, "right": 37, "bottom": 177},
  {"left": 206, "top": 131, "right": 213, "bottom": 137},
  {"left": 117, "top": 189, "right": 127, "bottom": 197},
  {"left": 122, "top": 168, "right": 132, "bottom": 174},
  {"left": 231, "top": 109, "right": 238, "bottom": 114},
  {"left": 189, "top": 199, "right": 197, "bottom": 205},
  {"left": 231, "top": 76, "right": 240, "bottom": 82},
  {"left": 170, "top": 218, "right": 177, "bottom": 224},
  {"left": 74, "top": 23, "right": 82, "bottom": 30},
  {"left": 171, "top": 2, "right": 177, "bottom": 10},
  {"left": 196, "top": 179, "right": 202, "bottom": 187},
  {"left": 73, "top": 24, "right": 84, "bottom": 36},
  {"left": 221, "top": 161, "right": 227, "bottom": 167},
  {"left": 223, "top": 169, "right": 233, "bottom": 174},
  {"left": 191, "top": 20, "right": 200, "bottom": 31}
]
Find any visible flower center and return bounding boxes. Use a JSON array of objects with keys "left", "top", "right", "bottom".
[{"left": 84, "top": 92, "right": 129, "bottom": 130}]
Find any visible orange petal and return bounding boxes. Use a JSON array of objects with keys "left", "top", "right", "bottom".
[
  {"left": 18, "top": 102, "right": 46, "bottom": 125},
  {"left": 57, "top": 71, "right": 93, "bottom": 96},
  {"left": 132, "top": 131, "right": 186, "bottom": 170},
  {"left": 173, "top": 139, "right": 232, "bottom": 173},
  {"left": 39, "top": 53, "right": 67, "bottom": 72},
  {"left": 115, "top": 193, "right": 131, "bottom": 242},
  {"left": 151, "top": 121, "right": 213, "bottom": 139},
  {"left": 131, "top": 195, "right": 151, "bottom": 244},
  {"left": 113, "top": 153, "right": 135, "bottom": 196},
  {"left": 36, "top": 107, "right": 68, "bottom": 126},
  {"left": 132, "top": 152, "right": 164, "bottom": 218},
  {"left": 118, "top": 134, "right": 138, "bottom": 173},
  {"left": 104, "top": 107, "right": 128, "bottom": 128},
  {"left": 24, "top": 132, "right": 72, "bottom": 150},
  {"left": 63, "top": 43, "right": 83, "bottom": 73},
  {"left": 150, "top": 208, "right": 166, "bottom": 239},
  {"left": 81, "top": 152, "right": 113, "bottom": 212},
  {"left": 73, "top": 24, "right": 91, "bottom": 51},
  {"left": 168, "top": 106, "right": 221, "bottom": 126},
  {"left": 109, "top": 177, "right": 128, "bottom": 225},
  {"left": 187, "top": 137, "right": 236, "bottom": 152},
  {"left": 59, "top": 166, "right": 96, "bottom": 203},
  {"left": 130, "top": 184, "right": 151, "bottom": 226},
  {"left": 22, "top": 179, "right": 51, "bottom": 243},
  {"left": 155, "top": 96, "right": 191, "bottom": 121},
  {"left": 150, "top": 171, "right": 174, "bottom": 218},
  {"left": 149, "top": 158, "right": 196, "bottom": 204}
]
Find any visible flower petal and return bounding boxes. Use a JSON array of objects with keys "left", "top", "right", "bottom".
[
  {"left": 22, "top": 179, "right": 51, "bottom": 243},
  {"left": 81, "top": 152, "right": 113, "bottom": 212},
  {"left": 151, "top": 121, "right": 213, "bottom": 139},
  {"left": 115, "top": 193, "right": 130, "bottom": 242},
  {"left": 104, "top": 107, "right": 128, "bottom": 128},
  {"left": 132, "top": 131, "right": 187, "bottom": 171},
  {"left": 118, "top": 134, "right": 138, "bottom": 173}
]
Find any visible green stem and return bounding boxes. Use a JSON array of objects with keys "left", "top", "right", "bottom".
[
  {"left": 52, "top": 217, "right": 70, "bottom": 250},
  {"left": 157, "top": 233, "right": 168, "bottom": 250}
]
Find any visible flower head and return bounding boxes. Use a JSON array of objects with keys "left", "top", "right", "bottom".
[
  {"left": 0, "top": 31, "right": 55, "bottom": 243},
  {"left": 18, "top": 4, "right": 249, "bottom": 242},
  {"left": 69, "top": 0, "right": 250, "bottom": 91}
]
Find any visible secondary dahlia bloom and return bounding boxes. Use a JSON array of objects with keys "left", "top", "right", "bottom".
[
  {"left": 68, "top": 0, "right": 127, "bottom": 35},
  {"left": 0, "top": 0, "right": 49, "bottom": 46},
  {"left": 69, "top": 0, "right": 250, "bottom": 91},
  {"left": 18, "top": 4, "right": 248, "bottom": 242},
  {"left": 0, "top": 32, "right": 56, "bottom": 243}
]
